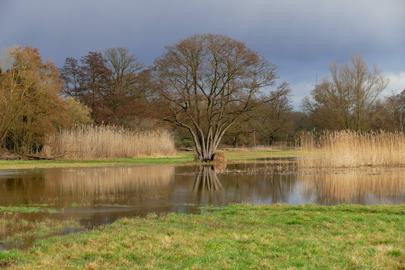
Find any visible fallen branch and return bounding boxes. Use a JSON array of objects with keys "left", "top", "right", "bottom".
[{"left": 20, "top": 152, "right": 66, "bottom": 160}]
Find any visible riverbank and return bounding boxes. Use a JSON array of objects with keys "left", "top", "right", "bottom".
[
  {"left": 1, "top": 204, "right": 404, "bottom": 269},
  {"left": 0, "top": 149, "right": 298, "bottom": 170}
]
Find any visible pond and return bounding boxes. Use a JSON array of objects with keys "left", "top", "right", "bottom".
[{"left": 1, "top": 161, "right": 405, "bottom": 228}]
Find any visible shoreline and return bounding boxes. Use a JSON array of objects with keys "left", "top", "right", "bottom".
[{"left": 0, "top": 149, "right": 299, "bottom": 170}]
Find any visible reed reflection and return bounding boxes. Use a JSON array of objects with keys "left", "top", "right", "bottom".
[
  {"left": 298, "top": 168, "right": 405, "bottom": 204},
  {"left": 0, "top": 166, "right": 175, "bottom": 206},
  {"left": 1, "top": 162, "right": 405, "bottom": 211}
]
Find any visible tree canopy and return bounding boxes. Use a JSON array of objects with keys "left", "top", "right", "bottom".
[
  {"left": 153, "top": 34, "right": 289, "bottom": 161},
  {"left": 0, "top": 47, "right": 90, "bottom": 154}
]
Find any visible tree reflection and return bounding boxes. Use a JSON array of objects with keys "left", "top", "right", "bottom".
[{"left": 193, "top": 165, "right": 223, "bottom": 192}]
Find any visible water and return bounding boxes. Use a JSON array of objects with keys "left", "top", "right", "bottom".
[
  {"left": 1, "top": 161, "right": 405, "bottom": 249},
  {"left": 1, "top": 161, "right": 405, "bottom": 227}
]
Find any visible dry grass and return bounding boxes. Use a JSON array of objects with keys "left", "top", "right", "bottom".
[
  {"left": 300, "top": 131, "right": 405, "bottom": 168},
  {"left": 43, "top": 125, "right": 176, "bottom": 160}
]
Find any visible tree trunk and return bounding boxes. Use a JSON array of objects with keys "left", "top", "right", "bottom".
[
  {"left": 194, "top": 141, "right": 216, "bottom": 162},
  {"left": 192, "top": 133, "right": 219, "bottom": 162}
]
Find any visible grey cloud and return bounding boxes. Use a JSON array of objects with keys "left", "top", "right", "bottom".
[{"left": 1, "top": 0, "right": 404, "bottom": 107}]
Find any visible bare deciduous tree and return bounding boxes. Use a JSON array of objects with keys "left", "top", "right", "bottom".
[
  {"left": 61, "top": 48, "right": 153, "bottom": 126},
  {"left": 304, "top": 56, "right": 388, "bottom": 130},
  {"left": 153, "top": 34, "right": 288, "bottom": 161}
]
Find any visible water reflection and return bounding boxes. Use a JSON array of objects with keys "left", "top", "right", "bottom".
[
  {"left": 298, "top": 168, "right": 405, "bottom": 204},
  {"left": 0, "top": 163, "right": 405, "bottom": 224},
  {"left": 0, "top": 166, "right": 175, "bottom": 206},
  {"left": 193, "top": 166, "right": 223, "bottom": 192}
]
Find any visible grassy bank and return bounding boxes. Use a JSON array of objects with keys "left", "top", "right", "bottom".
[
  {"left": 0, "top": 149, "right": 298, "bottom": 170},
  {"left": 1, "top": 204, "right": 404, "bottom": 269}
]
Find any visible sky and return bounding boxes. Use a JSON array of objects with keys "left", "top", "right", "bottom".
[{"left": 1, "top": 0, "right": 404, "bottom": 108}]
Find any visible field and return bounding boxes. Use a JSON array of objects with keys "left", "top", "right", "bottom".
[
  {"left": 0, "top": 149, "right": 298, "bottom": 170},
  {"left": 1, "top": 204, "right": 404, "bottom": 269},
  {"left": 1, "top": 133, "right": 404, "bottom": 269}
]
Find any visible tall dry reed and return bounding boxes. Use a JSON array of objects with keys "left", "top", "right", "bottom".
[
  {"left": 300, "top": 131, "right": 405, "bottom": 168},
  {"left": 44, "top": 125, "right": 176, "bottom": 160}
]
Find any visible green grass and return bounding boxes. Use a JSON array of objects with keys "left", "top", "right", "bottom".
[
  {"left": 0, "top": 149, "right": 299, "bottom": 170},
  {"left": 0, "top": 206, "right": 57, "bottom": 214},
  {"left": 3, "top": 204, "right": 405, "bottom": 269}
]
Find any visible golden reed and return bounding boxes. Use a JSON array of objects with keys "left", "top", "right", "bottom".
[
  {"left": 300, "top": 131, "right": 405, "bottom": 168},
  {"left": 44, "top": 125, "right": 176, "bottom": 160}
]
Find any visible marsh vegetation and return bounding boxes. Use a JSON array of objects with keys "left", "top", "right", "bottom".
[
  {"left": 300, "top": 131, "right": 405, "bottom": 168},
  {"left": 44, "top": 125, "right": 176, "bottom": 160}
]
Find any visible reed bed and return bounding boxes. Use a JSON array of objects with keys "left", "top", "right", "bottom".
[
  {"left": 300, "top": 131, "right": 405, "bottom": 168},
  {"left": 44, "top": 125, "right": 176, "bottom": 160}
]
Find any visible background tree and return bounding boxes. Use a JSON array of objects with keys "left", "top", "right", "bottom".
[
  {"left": 304, "top": 56, "right": 388, "bottom": 130},
  {"left": 0, "top": 59, "right": 22, "bottom": 147},
  {"left": 65, "top": 97, "right": 93, "bottom": 126},
  {"left": 61, "top": 48, "right": 153, "bottom": 127},
  {"left": 223, "top": 89, "right": 293, "bottom": 146},
  {"left": 0, "top": 47, "right": 89, "bottom": 154},
  {"left": 371, "top": 90, "right": 405, "bottom": 131},
  {"left": 153, "top": 34, "right": 289, "bottom": 161},
  {"left": 80, "top": 51, "right": 111, "bottom": 123}
]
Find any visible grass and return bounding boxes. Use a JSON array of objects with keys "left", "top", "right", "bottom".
[
  {"left": 300, "top": 131, "right": 405, "bottom": 168},
  {"left": 0, "top": 149, "right": 299, "bottom": 170},
  {"left": 2, "top": 204, "right": 404, "bottom": 269},
  {"left": 0, "top": 206, "right": 57, "bottom": 214}
]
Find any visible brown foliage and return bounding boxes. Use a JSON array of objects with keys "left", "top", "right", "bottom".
[
  {"left": 0, "top": 47, "right": 90, "bottom": 154},
  {"left": 61, "top": 48, "right": 154, "bottom": 127}
]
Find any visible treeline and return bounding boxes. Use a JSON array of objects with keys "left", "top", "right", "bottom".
[
  {"left": 59, "top": 45, "right": 295, "bottom": 148},
  {"left": 1, "top": 34, "right": 404, "bottom": 157},
  {"left": 61, "top": 48, "right": 404, "bottom": 147}
]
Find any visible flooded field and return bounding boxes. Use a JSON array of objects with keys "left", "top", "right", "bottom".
[
  {"left": 1, "top": 160, "right": 405, "bottom": 250},
  {"left": 1, "top": 161, "right": 405, "bottom": 223}
]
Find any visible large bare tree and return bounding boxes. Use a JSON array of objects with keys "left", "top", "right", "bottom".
[
  {"left": 153, "top": 34, "right": 288, "bottom": 161},
  {"left": 304, "top": 56, "right": 388, "bottom": 130}
]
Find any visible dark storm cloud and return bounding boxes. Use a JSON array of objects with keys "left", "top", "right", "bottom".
[{"left": 1, "top": 0, "right": 404, "bottom": 106}]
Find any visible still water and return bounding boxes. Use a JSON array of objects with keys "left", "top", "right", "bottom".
[{"left": 1, "top": 161, "right": 405, "bottom": 227}]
